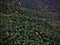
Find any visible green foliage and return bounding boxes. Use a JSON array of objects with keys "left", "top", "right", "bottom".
[
  {"left": 0, "top": 13, "right": 59, "bottom": 45},
  {"left": 0, "top": 2, "right": 21, "bottom": 14},
  {"left": 0, "top": 2, "right": 60, "bottom": 45}
]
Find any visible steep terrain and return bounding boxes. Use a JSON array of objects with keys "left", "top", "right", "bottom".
[
  {"left": 1, "top": 0, "right": 60, "bottom": 27},
  {"left": 20, "top": 0, "right": 60, "bottom": 12},
  {"left": 20, "top": 0, "right": 60, "bottom": 28},
  {"left": 0, "top": 2, "right": 60, "bottom": 45}
]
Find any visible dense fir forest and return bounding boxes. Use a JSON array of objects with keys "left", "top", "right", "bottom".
[{"left": 0, "top": 0, "right": 60, "bottom": 45}]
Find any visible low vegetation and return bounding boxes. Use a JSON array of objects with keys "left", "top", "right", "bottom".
[{"left": 0, "top": 2, "right": 60, "bottom": 45}]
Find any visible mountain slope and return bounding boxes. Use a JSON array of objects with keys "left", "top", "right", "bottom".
[
  {"left": 0, "top": 1, "right": 60, "bottom": 27},
  {"left": 20, "top": 0, "right": 60, "bottom": 26},
  {"left": 20, "top": 0, "right": 60, "bottom": 12},
  {"left": 0, "top": 2, "right": 60, "bottom": 45}
]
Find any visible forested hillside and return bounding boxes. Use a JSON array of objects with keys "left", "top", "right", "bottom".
[{"left": 0, "top": 1, "right": 60, "bottom": 45}]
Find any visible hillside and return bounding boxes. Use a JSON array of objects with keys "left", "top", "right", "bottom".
[
  {"left": 0, "top": 2, "right": 60, "bottom": 45},
  {"left": 20, "top": 0, "right": 60, "bottom": 27},
  {"left": 20, "top": 0, "right": 60, "bottom": 12},
  {"left": 0, "top": 0, "right": 60, "bottom": 27}
]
